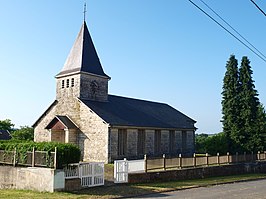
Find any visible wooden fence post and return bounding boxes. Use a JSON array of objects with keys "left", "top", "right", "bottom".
[
  {"left": 217, "top": 153, "right": 220, "bottom": 165},
  {"left": 13, "top": 148, "right": 17, "bottom": 167},
  {"left": 206, "top": 153, "right": 209, "bottom": 166},
  {"left": 179, "top": 154, "right": 182, "bottom": 169},
  {"left": 144, "top": 154, "right": 147, "bottom": 173},
  {"left": 54, "top": 147, "right": 57, "bottom": 169},
  {"left": 163, "top": 154, "right": 166, "bottom": 171},
  {"left": 227, "top": 152, "right": 230, "bottom": 164},
  {"left": 32, "top": 147, "right": 35, "bottom": 167}
]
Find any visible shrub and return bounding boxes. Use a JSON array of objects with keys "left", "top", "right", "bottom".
[
  {"left": 0, "top": 141, "right": 81, "bottom": 168},
  {"left": 11, "top": 126, "right": 34, "bottom": 141},
  {"left": 195, "top": 132, "right": 228, "bottom": 155}
]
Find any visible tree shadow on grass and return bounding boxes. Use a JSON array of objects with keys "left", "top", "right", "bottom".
[{"left": 68, "top": 183, "right": 171, "bottom": 199}]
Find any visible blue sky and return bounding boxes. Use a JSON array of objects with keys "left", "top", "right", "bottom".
[{"left": 0, "top": 1, "right": 265, "bottom": 133}]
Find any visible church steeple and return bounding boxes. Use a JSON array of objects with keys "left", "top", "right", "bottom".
[
  {"left": 55, "top": 22, "right": 110, "bottom": 102},
  {"left": 56, "top": 22, "right": 109, "bottom": 79}
]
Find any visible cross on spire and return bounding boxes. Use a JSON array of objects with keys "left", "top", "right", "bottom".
[{"left": 83, "top": 3, "right": 87, "bottom": 21}]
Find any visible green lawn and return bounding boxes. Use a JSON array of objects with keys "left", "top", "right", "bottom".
[{"left": 1, "top": 173, "right": 266, "bottom": 199}]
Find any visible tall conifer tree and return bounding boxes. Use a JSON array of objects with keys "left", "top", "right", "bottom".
[
  {"left": 255, "top": 103, "right": 266, "bottom": 151},
  {"left": 238, "top": 56, "right": 260, "bottom": 151},
  {"left": 222, "top": 55, "right": 266, "bottom": 152},
  {"left": 221, "top": 55, "right": 240, "bottom": 152}
]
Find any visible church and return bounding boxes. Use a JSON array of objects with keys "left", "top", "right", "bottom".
[{"left": 33, "top": 21, "right": 197, "bottom": 163}]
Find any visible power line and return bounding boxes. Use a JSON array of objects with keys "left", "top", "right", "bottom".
[
  {"left": 199, "top": 0, "right": 266, "bottom": 60},
  {"left": 250, "top": 0, "right": 266, "bottom": 16},
  {"left": 188, "top": 0, "right": 266, "bottom": 63}
]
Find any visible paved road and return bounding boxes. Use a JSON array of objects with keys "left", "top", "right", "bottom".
[{"left": 131, "top": 179, "right": 266, "bottom": 199}]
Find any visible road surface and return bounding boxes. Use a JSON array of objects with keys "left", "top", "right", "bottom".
[{"left": 132, "top": 179, "right": 266, "bottom": 199}]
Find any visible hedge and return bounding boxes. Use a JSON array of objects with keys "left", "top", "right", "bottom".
[{"left": 0, "top": 140, "right": 81, "bottom": 168}]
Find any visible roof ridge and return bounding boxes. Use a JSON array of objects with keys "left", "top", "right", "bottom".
[{"left": 108, "top": 94, "right": 168, "bottom": 106}]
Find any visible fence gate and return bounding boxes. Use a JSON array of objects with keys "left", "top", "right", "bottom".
[
  {"left": 114, "top": 159, "right": 128, "bottom": 183},
  {"left": 79, "top": 162, "right": 104, "bottom": 187},
  {"left": 64, "top": 162, "right": 104, "bottom": 187}
]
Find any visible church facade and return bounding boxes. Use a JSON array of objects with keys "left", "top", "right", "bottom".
[{"left": 33, "top": 22, "right": 197, "bottom": 163}]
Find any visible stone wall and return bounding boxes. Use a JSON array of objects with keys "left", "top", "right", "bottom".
[
  {"left": 185, "top": 130, "right": 195, "bottom": 155},
  {"left": 79, "top": 102, "right": 109, "bottom": 163},
  {"left": 128, "top": 162, "right": 266, "bottom": 183},
  {"left": 67, "top": 129, "right": 78, "bottom": 144},
  {"left": 56, "top": 73, "right": 80, "bottom": 100},
  {"left": 145, "top": 130, "right": 155, "bottom": 155},
  {"left": 0, "top": 166, "right": 64, "bottom": 192},
  {"left": 79, "top": 73, "right": 109, "bottom": 102},
  {"left": 34, "top": 102, "right": 56, "bottom": 142},
  {"left": 110, "top": 128, "right": 118, "bottom": 160},
  {"left": 34, "top": 87, "right": 81, "bottom": 143},
  {"left": 127, "top": 129, "right": 138, "bottom": 157},
  {"left": 161, "top": 130, "right": 169, "bottom": 154},
  {"left": 175, "top": 131, "right": 182, "bottom": 153},
  {"left": 109, "top": 128, "right": 195, "bottom": 162},
  {"left": 35, "top": 72, "right": 110, "bottom": 163}
]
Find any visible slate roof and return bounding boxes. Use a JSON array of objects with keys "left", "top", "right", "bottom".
[
  {"left": 45, "top": 115, "right": 78, "bottom": 129},
  {"left": 0, "top": 130, "right": 12, "bottom": 140},
  {"left": 80, "top": 95, "right": 196, "bottom": 129},
  {"left": 56, "top": 21, "right": 109, "bottom": 78}
]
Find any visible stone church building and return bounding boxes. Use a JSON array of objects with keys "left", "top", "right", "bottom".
[{"left": 33, "top": 21, "right": 197, "bottom": 163}]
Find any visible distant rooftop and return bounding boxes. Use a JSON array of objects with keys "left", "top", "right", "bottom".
[{"left": 0, "top": 130, "right": 12, "bottom": 140}]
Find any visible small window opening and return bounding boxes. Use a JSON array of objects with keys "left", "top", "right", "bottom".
[
  {"left": 62, "top": 80, "right": 65, "bottom": 88},
  {"left": 66, "top": 79, "right": 69, "bottom": 88},
  {"left": 71, "top": 78, "right": 74, "bottom": 87}
]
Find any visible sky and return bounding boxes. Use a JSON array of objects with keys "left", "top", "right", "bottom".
[{"left": 0, "top": 0, "right": 265, "bottom": 133}]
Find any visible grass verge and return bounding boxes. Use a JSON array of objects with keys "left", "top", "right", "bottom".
[{"left": 1, "top": 173, "right": 266, "bottom": 199}]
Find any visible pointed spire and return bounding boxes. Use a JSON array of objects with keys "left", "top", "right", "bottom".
[{"left": 56, "top": 22, "right": 109, "bottom": 79}]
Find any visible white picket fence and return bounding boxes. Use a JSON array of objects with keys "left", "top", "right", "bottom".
[
  {"left": 114, "top": 158, "right": 145, "bottom": 183},
  {"left": 64, "top": 162, "right": 104, "bottom": 187}
]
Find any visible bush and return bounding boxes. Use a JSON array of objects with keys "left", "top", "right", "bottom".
[
  {"left": 195, "top": 133, "right": 209, "bottom": 154},
  {"left": 0, "top": 141, "right": 81, "bottom": 168},
  {"left": 11, "top": 126, "right": 34, "bottom": 141},
  {"left": 195, "top": 132, "right": 228, "bottom": 155}
]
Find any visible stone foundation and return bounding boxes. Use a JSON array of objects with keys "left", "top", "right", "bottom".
[{"left": 128, "top": 162, "right": 266, "bottom": 183}]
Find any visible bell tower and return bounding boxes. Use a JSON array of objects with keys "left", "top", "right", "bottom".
[{"left": 55, "top": 21, "right": 110, "bottom": 102}]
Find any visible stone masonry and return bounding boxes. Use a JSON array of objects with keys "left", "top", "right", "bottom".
[{"left": 109, "top": 128, "right": 195, "bottom": 161}]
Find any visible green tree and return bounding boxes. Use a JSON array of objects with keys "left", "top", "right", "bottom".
[
  {"left": 256, "top": 104, "right": 266, "bottom": 150},
  {"left": 195, "top": 133, "right": 208, "bottom": 154},
  {"left": 11, "top": 126, "right": 34, "bottom": 141},
  {"left": 0, "top": 119, "right": 14, "bottom": 132},
  {"left": 221, "top": 55, "right": 240, "bottom": 152},
  {"left": 195, "top": 133, "right": 228, "bottom": 155},
  {"left": 238, "top": 56, "right": 260, "bottom": 152},
  {"left": 204, "top": 132, "right": 228, "bottom": 155}
]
